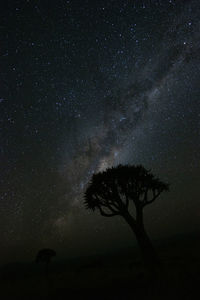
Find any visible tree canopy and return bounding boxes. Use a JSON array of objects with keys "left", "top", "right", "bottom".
[
  {"left": 35, "top": 248, "right": 56, "bottom": 264},
  {"left": 84, "top": 164, "right": 169, "bottom": 218}
]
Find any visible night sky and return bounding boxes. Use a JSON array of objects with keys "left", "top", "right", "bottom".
[{"left": 1, "top": 0, "right": 200, "bottom": 263}]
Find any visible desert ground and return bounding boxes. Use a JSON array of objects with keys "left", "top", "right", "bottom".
[{"left": 1, "top": 233, "right": 200, "bottom": 299}]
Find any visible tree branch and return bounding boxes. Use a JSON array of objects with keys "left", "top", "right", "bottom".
[
  {"left": 124, "top": 192, "right": 129, "bottom": 209},
  {"left": 108, "top": 201, "right": 121, "bottom": 211},
  {"left": 97, "top": 205, "right": 119, "bottom": 217},
  {"left": 102, "top": 202, "right": 119, "bottom": 214},
  {"left": 143, "top": 190, "right": 162, "bottom": 207},
  {"left": 142, "top": 188, "right": 148, "bottom": 203},
  {"left": 95, "top": 192, "right": 121, "bottom": 214}
]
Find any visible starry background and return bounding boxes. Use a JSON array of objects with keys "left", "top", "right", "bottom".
[{"left": 1, "top": 0, "right": 200, "bottom": 263}]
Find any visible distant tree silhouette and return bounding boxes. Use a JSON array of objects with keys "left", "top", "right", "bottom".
[
  {"left": 35, "top": 248, "right": 56, "bottom": 276},
  {"left": 84, "top": 165, "right": 169, "bottom": 268}
]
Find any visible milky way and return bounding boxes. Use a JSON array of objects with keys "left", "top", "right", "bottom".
[{"left": 1, "top": 0, "right": 200, "bottom": 262}]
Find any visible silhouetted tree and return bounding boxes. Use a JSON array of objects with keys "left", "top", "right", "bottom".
[
  {"left": 35, "top": 248, "right": 56, "bottom": 276},
  {"left": 84, "top": 165, "right": 169, "bottom": 268}
]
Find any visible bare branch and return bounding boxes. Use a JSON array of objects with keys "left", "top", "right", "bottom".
[
  {"left": 109, "top": 201, "right": 120, "bottom": 210},
  {"left": 143, "top": 190, "right": 162, "bottom": 207},
  {"left": 142, "top": 188, "right": 148, "bottom": 203},
  {"left": 101, "top": 202, "right": 119, "bottom": 214},
  {"left": 84, "top": 165, "right": 169, "bottom": 218},
  {"left": 98, "top": 205, "right": 119, "bottom": 217},
  {"left": 124, "top": 192, "right": 129, "bottom": 208}
]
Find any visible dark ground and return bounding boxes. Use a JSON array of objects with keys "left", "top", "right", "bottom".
[{"left": 1, "top": 233, "right": 200, "bottom": 299}]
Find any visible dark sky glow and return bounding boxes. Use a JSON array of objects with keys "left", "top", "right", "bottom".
[{"left": 1, "top": 0, "right": 200, "bottom": 262}]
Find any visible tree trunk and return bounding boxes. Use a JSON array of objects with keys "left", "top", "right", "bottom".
[
  {"left": 134, "top": 225, "right": 160, "bottom": 268},
  {"left": 45, "top": 262, "right": 49, "bottom": 278},
  {"left": 123, "top": 211, "right": 160, "bottom": 269}
]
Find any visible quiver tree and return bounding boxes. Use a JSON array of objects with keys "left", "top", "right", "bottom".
[
  {"left": 35, "top": 248, "right": 56, "bottom": 276},
  {"left": 84, "top": 165, "right": 169, "bottom": 268}
]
